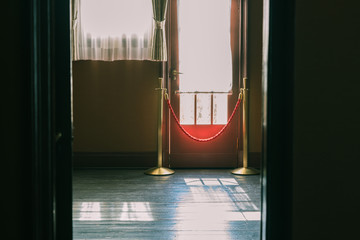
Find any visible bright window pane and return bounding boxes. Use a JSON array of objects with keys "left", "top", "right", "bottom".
[
  {"left": 180, "top": 94, "right": 195, "bottom": 125},
  {"left": 80, "top": 0, "right": 152, "bottom": 37},
  {"left": 213, "top": 94, "right": 228, "bottom": 124},
  {"left": 178, "top": 0, "right": 232, "bottom": 92},
  {"left": 196, "top": 94, "right": 212, "bottom": 125}
]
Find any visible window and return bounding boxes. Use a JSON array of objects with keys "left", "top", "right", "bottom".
[
  {"left": 177, "top": 0, "right": 233, "bottom": 125},
  {"left": 73, "top": 0, "right": 153, "bottom": 61}
]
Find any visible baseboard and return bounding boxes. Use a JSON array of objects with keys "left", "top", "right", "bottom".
[
  {"left": 73, "top": 152, "right": 157, "bottom": 169},
  {"left": 73, "top": 151, "right": 262, "bottom": 169},
  {"left": 170, "top": 153, "right": 237, "bottom": 168}
]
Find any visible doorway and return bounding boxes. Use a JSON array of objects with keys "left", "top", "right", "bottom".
[
  {"left": 167, "top": 0, "right": 241, "bottom": 168},
  {"left": 28, "top": 0, "right": 295, "bottom": 239},
  {"left": 71, "top": 0, "right": 262, "bottom": 239}
]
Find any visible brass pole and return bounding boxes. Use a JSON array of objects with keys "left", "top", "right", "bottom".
[
  {"left": 232, "top": 78, "right": 259, "bottom": 175},
  {"left": 145, "top": 78, "right": 175, "bottom": 176},
  {"left": 157, "top": 77, "right": 164, "bottom": 168}
]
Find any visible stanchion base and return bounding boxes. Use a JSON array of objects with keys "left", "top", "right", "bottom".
[
  {"left": 144, "top": 167, "right": 175, "bottom": 176},
  {"left": 231, "top": 167, "right": 260, "bottom": 175}
]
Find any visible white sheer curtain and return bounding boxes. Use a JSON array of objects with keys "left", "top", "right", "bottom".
[{"left": 72, "top": 0, "right": 153, "bottom": 61}]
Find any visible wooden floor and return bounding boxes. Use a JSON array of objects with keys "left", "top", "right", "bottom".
[{"left": 73, "top": 169, "right": 261, "bottom": 240}]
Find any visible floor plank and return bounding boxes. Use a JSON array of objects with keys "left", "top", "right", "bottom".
[{"left": 73, "top": 169, "right": 261, "bottom": 240}]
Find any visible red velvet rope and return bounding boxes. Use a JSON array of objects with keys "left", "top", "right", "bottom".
[{"left": 166, "top": 97, "right": 242, "bottom": 142}]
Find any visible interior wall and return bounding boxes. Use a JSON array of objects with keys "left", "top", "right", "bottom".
[
  {"left": 73, "top": 0, "right": 264, "bottom": 162},
  {"left": 73, "top": 61, "right": 159, "bottom": 153},
  {"left": 292, "top": 1, "right": 360, "bottom": 239}
]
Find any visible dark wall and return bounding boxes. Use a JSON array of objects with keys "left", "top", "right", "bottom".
[
  {"left": 73, "top": 61, "right": 159, "bottom": 153},
  {"left": 292, "top": 0, "right": 360, "bottom": 239},
  {"left": 3, "top": 1, "right": 31, "bottom": 239}
]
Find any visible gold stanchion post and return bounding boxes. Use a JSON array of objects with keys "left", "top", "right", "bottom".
[
  {"left": 232, "top": 78, "right": 259, "bottom": 175},
  {"left": 145, "top": 78, "right": 175, "bottom": 176}
]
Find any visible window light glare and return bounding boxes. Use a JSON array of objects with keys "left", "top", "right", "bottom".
[
  {"left": 81, "top": 0, "right": 152, "bottom": 37},
  {"left": 196, "top": 94, "right": 212, "bottom": 125},
  {"left": 76, "top": 202, "right": 154, "bottom": 221},
  {"left": 180, "top": 94, "right": 195, "bottom": 125},
  {"left": 178, "top": 0, "right": 232, "bottom": 92},
  {"left": 184, "top": 178, "right": 239, "bottom": 186},
  {"left": 213, "top": 94, "right": 228, "bottom": 124},
  {"left": 178, "top": 0, "right": 232, "bottom": 125}
]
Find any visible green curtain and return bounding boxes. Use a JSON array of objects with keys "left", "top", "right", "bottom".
[
  {"left": 72, "top": 0, "right": 80, "bottom": 60},
  {"left": 151, "top": 0, "right": 168, "bottom": 61}
]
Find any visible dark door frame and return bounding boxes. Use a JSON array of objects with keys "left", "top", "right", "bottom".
[
  {"left": 29, "top": 0, "right": 72, "bottom": 239},
  {"left": 260, "top": 0, "right": 294, "bottom": 239},
  {"left": 28, "top": 0, "right": 294, "bottom": 239}
]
